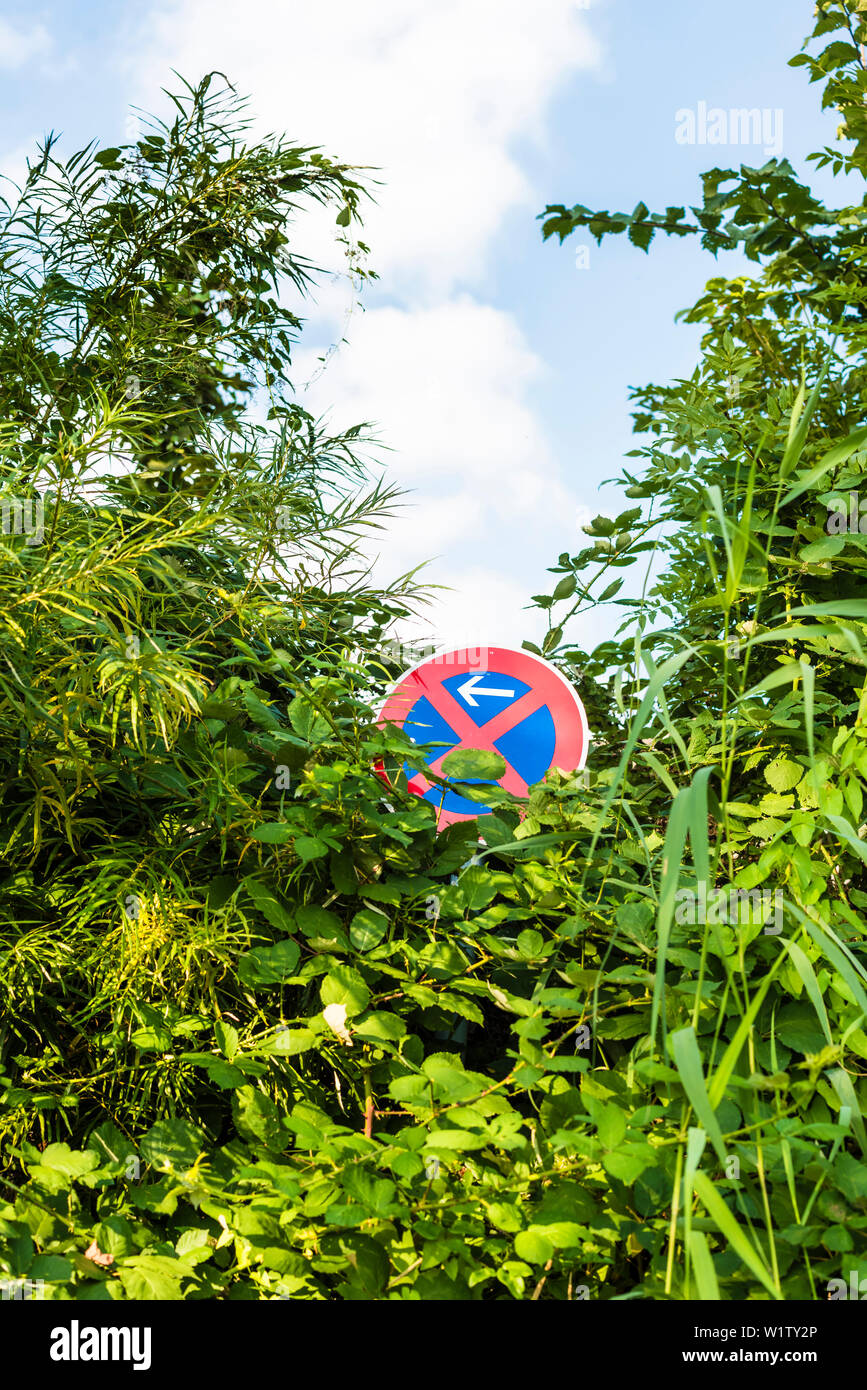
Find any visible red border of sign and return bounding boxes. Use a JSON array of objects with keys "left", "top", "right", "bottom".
[{"left": 375, "top": 645, "right": 590, "bottom": 827}]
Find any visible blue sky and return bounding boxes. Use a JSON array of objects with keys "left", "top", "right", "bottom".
[{"left": 0, "top": 0, "right": 844, "bottom": 653}]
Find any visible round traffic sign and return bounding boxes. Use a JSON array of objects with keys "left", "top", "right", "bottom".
[{"left": 376, "top": 646, "right": 589, "bottom": 827}]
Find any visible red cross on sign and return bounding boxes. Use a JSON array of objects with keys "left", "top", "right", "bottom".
[{"left": 376, "top": 645, "right": 589, "bottom": 827}]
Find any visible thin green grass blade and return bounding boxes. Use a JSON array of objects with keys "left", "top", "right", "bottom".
[
  {"left": 692, "top": 1171, "right": 781, "bottom": 1299},
  {"left": 683, "top": 1124, "right": 708, "bottom": 1296},
  {"left": 588, "top": 648, "right": 694, "bottom": 873},
  {"left": 781, "top": 938, "right": 832, "bottom": 1045},
  {"left": 651, "top": 785, "right": 693, "bottom": 1045},
  {"left": 781, "top": 424, "right": 867, "bottom": 506},
  {"left": 708, "top": 961, "right": 782, "bottom": 1109},
  {"left": 793, "top": 904, "right": 867, "bottom": 1017},
  {"left": 671, "top": 1029, "right": 727, "bottom": 1162},
  {"left": 688, "top": 1230, "right": 720, "bottom": 1301},
  {"left": 827, "top": 1067, "right": 867, "bottom": 1157}
]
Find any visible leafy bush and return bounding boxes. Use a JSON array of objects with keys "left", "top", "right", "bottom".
[{"left": 5, "top": 7, "right": 867, "bottom": 1302}]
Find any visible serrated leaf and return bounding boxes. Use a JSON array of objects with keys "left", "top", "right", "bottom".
[{"left": 764, "top": 757, "right": 804, "bottom": 794}]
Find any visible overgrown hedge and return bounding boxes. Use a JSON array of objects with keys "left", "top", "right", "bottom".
[{"left": 5, "top": 5, "right": 867, "bottom": 1301}]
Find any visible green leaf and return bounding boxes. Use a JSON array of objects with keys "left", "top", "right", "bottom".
[
  {"left": 552, "top": 574, "right": 576, "bottom": 601},
  {"left": 215, "top": 1019, "right": 239, "bottom": 1061},
  {"left": 294, "top": 835, "right": 330, "bottom": 862},
  {"left": 140, "top": 1119, "right": 206, "bottom": 1171},
  {"left": 531, "top": 1221, "right": 583, "bottom": 1249},
  {"left": 764, "top": 757, "right": 803, "bottom": 793},
  {"left": 517, "top": 928, "right": 545, "bottom": 958},
  {"left": 349, "top": 907, "right": 388, "bottom": 951},
  {"left": 800, "top": 535, "right": 845, "bottom": 562},
  {"left": 693, "top": 1171, "right": 780, "bottom": 1299},
  {"left": 238, "top": 939, "right": 300, "bottom": 988},
  {"left": 92, "top": 1216, "right": 135, "bottom": 1259},
  {"left": 117, "top": 1255, "right": 187, "bottom": 1300},
  {"left": 251, "top": 823, "right": 292, "bottom": 844},
  {"left": 593, "top": 1102, "right": 627, "bottom": 1150},
  {"left": 245, "top": 878, "right": 295, "bottom": 931},
  {"left": 835, "top": 1151, "right": 867, "bottom": 1203},
  {"left": 423, "top": 1128, "right": 487, "bottom": 1151},
  {"left": 31, "top": 1144, "right": 100, "bottom": 1179},
  {"left": 288, "top": 695, "right": 330, "bottom": 743},
  {"left": 297, "top": 905, "right": 343, "bottom": 938},
  {"left": 601, "top": 1149, "right": 651, "bottom": 1184},
  {"left": 442, "top": 748, "right": 506, "bottom": 781},
  {"left": 232, "top": 1086, "right": 285, "bottom": 1150},
  {"left": 514, "top": 1229, "right": 554, "bottom": 1264},
  {"left": 259, "top": 1027, "right": 317, "bottom": 1056},
  {"left": 29, "top": 1254, "right": 74, "bottom": 1281},
  {"left": 456, "top": 866, "right": 500, "bottom": 910},
  {"left": 352, "top": 1011, "right": 406, "bottom": 1043},
  {"left": 320, "top": 964, "right": 370, "bottom": 1016}
]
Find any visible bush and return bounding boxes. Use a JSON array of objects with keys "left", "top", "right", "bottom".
[{"left": 5, "top": 8, "right": 867, "bottom": 1301}]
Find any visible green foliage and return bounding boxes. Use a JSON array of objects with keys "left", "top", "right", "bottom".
[{"left": 8, "top": 9, "right": 867, "bottom": 1302}]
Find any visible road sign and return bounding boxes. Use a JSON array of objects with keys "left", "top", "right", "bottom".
[{"left": 376, "top": 646, "right": 589, "bottom": 827}]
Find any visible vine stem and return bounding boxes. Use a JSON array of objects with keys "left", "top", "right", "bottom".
[{"left": 363, "top": 1069, "right": 374, "bottom": 1139}]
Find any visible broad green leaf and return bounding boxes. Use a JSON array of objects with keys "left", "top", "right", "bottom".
[
  {"left": 320, "top": 964, "right": 371, "bottom": 1016},
  {"left": 140, "top": 1119, "right": 206, "bottom": 1171},
  {"left": 350, "top": 907, "right": 388, "bottom": 951},
  {"left": 288, "top": 695, "right": 331, "bottom": 743},
  {"left": 238, "top": 939, "right": 300, "bottom": 988},
  {"left": 442, "top": 748, "right": 506, "bottom": 781},
  {"left": 514, "top": 1229, "right": 554, "bottom": 1264}
]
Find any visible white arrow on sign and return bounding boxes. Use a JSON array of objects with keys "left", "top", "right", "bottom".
[{"left": 457, "top": 673, "right": 516, "bottom": 708}]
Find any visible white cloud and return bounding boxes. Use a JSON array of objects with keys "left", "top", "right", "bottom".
[
  {"left": 400, "top": 565, "right": 544, "bottom": 652},
  {"left": 127, "top": 0, "right": 604, "bottom": 649},
  {"left": 298, "top": 297, "right": 548, "bottom": 486},
  {"left": 131, "top": 0, "right": 600, "bottom": 299},
  {"left": 0, "top": 19, "right": 50, "bottom": 70},
  {"left": 0, "top": 138, "right": 40, "bottom": 196},
  {"left": 296, "top": 299, "right": 586, "bottom": 607}
]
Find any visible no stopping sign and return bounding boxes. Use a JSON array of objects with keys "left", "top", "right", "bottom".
[{"left": 376, "top": 645, "right": 589, "bottom": 827}]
